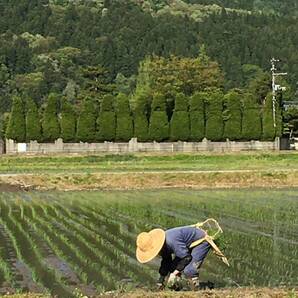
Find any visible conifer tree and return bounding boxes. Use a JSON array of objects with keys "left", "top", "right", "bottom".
[
  {"left": 149, "top": 93, "right": 169, "bottom": 141},
  {"left": 262, "top": 93, "right": 275, "bottom": 140},
  {"left": 205, "top": 89, "right": 224, "bottom": 141},
  {"left": 6, "top": 95, "right": 26, "bottom": 142},
  {"left": 42, "top": 93, "right": 60, "bottom": 142},
  {"left": 96, "top": 94, "right": 116, "bottom": 142},
  {"left": 115, "top": 93, "right": 133, "bottom": 141},
  {"left": 170, "top": 93, "right": 190, "bottom": 141},
  {"left": 242, "top": 93, "right": 262, "bottom": 140},
  {"left": 25, "top": 96, "right": 41, "bottom": 142},
  {"left": 223, "top": 90, "right": 242, "bottom": 140},
  {"left": 133, "top": 92, "right": 150, "bottom": 142},
  {"left": 189, "top": 92, "right": 206, "bottom": 141},
  {"left": 76, "top": 97, "right": 97, "bottom": 142},
  {"left": 61, "top": 97, "right": 76, "bottom": 142}
]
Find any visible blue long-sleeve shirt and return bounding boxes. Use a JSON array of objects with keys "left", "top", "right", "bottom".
[{"left": 159, "top": 226, "right": 206, "bottom": 276}]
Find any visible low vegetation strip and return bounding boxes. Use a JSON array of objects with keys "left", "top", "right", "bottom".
[
  {"left": 0, "top": 153, "right": 298, "bottom": 174},
  {"left": 1, "top": 170, "right": 298, "bottom": 191}
]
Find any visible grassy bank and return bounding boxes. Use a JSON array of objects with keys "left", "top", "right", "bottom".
[{"left": 0, "top": 152, "right": 298, "bottom": 174}]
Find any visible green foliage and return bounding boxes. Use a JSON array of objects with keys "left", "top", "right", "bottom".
[
  {"left": 42, "top": 93, "right": 61, "bottom": 142},
  {"left": 25, "top": 97, "right": 41, "bottom": 142},
  {"left": 76, "top": 97, "right": 97, "bottom": 143},
  {"left": 60, "top": 98, "right": 76, "bottom": 142},
  {"left": 96, "top": 94, "right": 116, "bottom": 142},
  {"left": 223, "top": 90, "right": 242, "bottom": 140},
  {"left": 135, "top": 55, "right": 223, "bottom": 98},
  {"left": 205, "top": 89, "right": 224, "bottom": 141},
  {"left": 6, "top": 96, "right": 26, "bottom": 142},
  {"left": 170, "top": 93, "right": 190, "bottom": 141},
  {"left": 241, "top": 93, "right": 262, "bottom": 140},
  {"left": 149, "top": 93, "right": 169, "bottom": 141},
  {"left": 115, "top": 93, "right": 133, "bottom": 142},
  {"left": 189, "top": 92, "right": 205, "bottom": 141},
  {"left": 133, "top": 92, "right": 150, "bottom": 142}
]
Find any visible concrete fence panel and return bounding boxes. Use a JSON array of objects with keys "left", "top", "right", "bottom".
[{"left": 4, "top": 137, "right": 281, "bottom": 154}]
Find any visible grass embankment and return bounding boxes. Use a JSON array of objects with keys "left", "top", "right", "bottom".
[
  {"left": 0, "top": 152, "right": 298, "bottom": 173},
  {"left": 1, "top": 152, "right": 298, "bottom": 190}
]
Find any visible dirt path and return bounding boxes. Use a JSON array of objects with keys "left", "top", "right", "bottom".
[{"left": 0, "top": 170, "right": 298, "bottom": 191}]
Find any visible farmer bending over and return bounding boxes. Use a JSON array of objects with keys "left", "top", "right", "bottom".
[{"left": 136, "top": 222, "right": 229, "bottom": 290}]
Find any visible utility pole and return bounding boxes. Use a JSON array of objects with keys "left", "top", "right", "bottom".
[{"left": 271, "top": 58, "right": 287, "bottom": 127}]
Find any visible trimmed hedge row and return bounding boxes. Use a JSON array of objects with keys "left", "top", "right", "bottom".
[{"left": 5, "top": 90, "right": 282, "bottom": 143}]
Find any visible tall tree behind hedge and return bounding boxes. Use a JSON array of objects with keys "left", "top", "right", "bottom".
[
  {"left": 170, "top": 93, "right": 190, "bottom": 141},
  {"left": 115, "top": 93, "right": 133, "bottom": 141},
  {"left": 241, "top": 93, "right": 262, "bottom": 140},
  {"left": 96, "top": 94, "right": 116, "bottom": 142},
  {"left": 275, "top": 93, "right": 283, "bottom": 138},
  {"left": 189, "top": 92, "right": 206, "bottom": 141},
  {"left": 133, "top": 91, "right": 150, "bottom": 142},
  {"left": 42, "top": 93, "right": 60, "bottom": 142},
  {"left": 223, "top": 90, "right": 242, "bottom": 140},
  {"left": 262, "top": 93, "right": 275, "bottom": 140},
  {"left": 76, "top": 97, "right": 96, "bottom": 142},
  {"left": 6, "top": 95, "right": 26, "bottom": 142},
  {"left": 25, "top": 96, "right": 41, "bottom": 142},
  {"left": 149, "top": 93, "right": 169, "bottom": 141},
  {"left": 205, "top": 89, "right": 224, "bottom": 141},
  {"left": 61, "top": 98, "right": 76, "bottom": 142}
]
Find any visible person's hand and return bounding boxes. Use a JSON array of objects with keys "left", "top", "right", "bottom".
[{"left": 167, "top": 270, "right": 181, "bottom": 288}]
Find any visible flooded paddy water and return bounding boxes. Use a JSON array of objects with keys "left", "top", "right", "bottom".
[{"left": 0, "top": 189, "right": 297, "bottom": 297}]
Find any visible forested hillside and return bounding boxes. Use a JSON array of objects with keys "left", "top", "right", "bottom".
[{"left": 0, "top": 0, "right": 297, "bottom": 141}]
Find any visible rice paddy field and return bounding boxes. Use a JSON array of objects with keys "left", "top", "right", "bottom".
[{"left": 0, "top": 189, "right": 297, "bottom": 297}]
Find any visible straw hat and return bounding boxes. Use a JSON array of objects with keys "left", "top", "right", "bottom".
[{"left": 136, "top": 228, "right": 165, "bottom": 263}]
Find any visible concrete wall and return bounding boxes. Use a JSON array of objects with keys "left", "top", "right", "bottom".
[{"left": 5, "top": 137, "right": 280, "bottom": 154}]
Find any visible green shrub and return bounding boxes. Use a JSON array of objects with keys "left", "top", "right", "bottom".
[
  {"left": 262, "top": 93, "right": 275, "bottom": 140},
  {"left": 189, "top": 92, "right": 206, "bottom": 141},
  {"left": 25, "top": 96, "right": 41, "bottom": 142},
  {"left": 133, "top": 92, "right": 150, "bottom": 142},
  {"left": 97, "top": 94, "right": 116, "bottom": 141},
  {"left": 76, "top": 97, "right": 97, "bottom": 142},
  {"left": 115, "top": 93, "right": 133, "bottom": 141},
  {"left": 149, "top": 93, "right": 169, "bottom": 141},
  {"left": 223, "top": 90, "right": 242, "bottom": 140},
  {"left": 241, "top": 93, "right": 262, "bottom": 140},
  {"left": 170, "top": 93, "right": 190, "bottom": 141},
  {"left": 60, "top": 98, "right": 76, "bottom": 142},
  {"left": 42, "top": 93, "right": 60, "bottom": 142},
  {"left": 6, "top": 95, "right": 26, "bottom": 142},
  {"left": 205, "top": 89, "right": 224, "bottom": 141}
]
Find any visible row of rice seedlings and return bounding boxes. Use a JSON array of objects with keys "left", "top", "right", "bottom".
[
  {"left": 0, "top": 201, "right": 73, "bottom": 297},
  {"left": 46, "top": 201, "right": 155, "bottom": 285},
  {"left": 73, "top": 203, "right": 158, "bottom": 282},
  {"left": 0, "top": 213, "right": 19, "bottom": 290},
  {"left": 51, "top": 194, "right": 158, "bottom": 279},
  {"left": 43, "top": 203, "right": 132, "bottom": 278},
  {"left": 27, "top": 205, "right": 115, "bottom": 291},
  {"left": 4, "top": 200, "right": 75, "bottom": 294}
]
